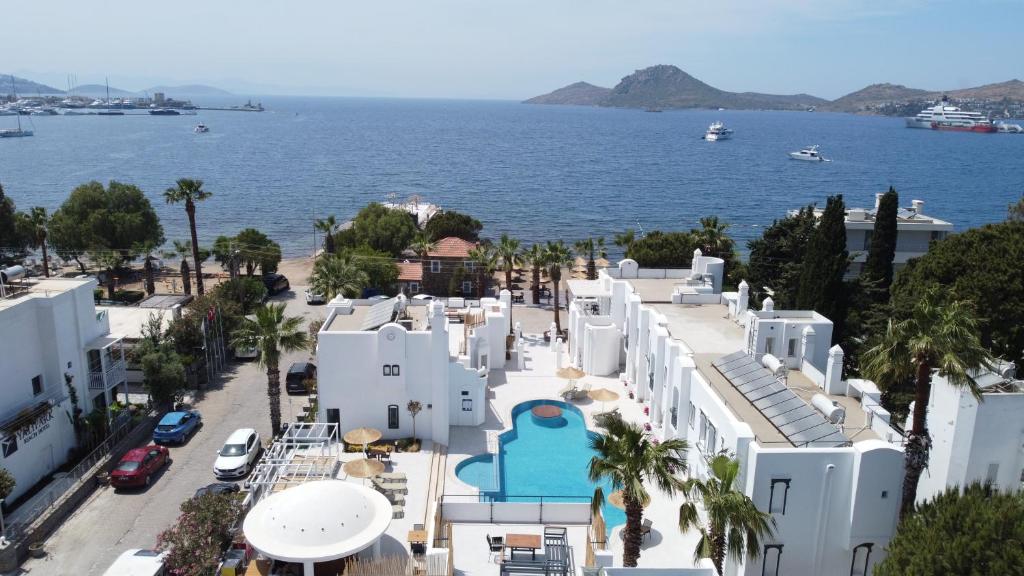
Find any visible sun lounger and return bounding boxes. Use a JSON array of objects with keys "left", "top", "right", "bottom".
[{"left": 376, "top": 472, "right": 406, "bottom": 481}]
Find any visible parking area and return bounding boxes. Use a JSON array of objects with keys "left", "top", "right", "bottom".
[{"left": 20, "top": 285, "right": 323, "bottom": 575}]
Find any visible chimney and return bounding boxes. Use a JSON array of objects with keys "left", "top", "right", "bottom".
[
  {"left": 911, "top": 199, "right": 924, "bottom": 214},
  {"left": 875, "top": 193, "right": 884, "bottom": 210}
]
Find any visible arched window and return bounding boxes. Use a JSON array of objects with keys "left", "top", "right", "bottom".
[
  {"left": 850, "top": 543, "right": 873, "bottom": 576},
  {"left": 762, "top": 544, "right": 783, "bottom": 576}
]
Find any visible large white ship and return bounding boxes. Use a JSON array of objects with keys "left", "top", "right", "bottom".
[{"left": 905, "top": 96, "right": 996, "bottom": 132}]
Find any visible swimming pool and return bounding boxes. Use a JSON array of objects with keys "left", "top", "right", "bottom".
[{"left": 455, "top": 399, "right": 626, "bottom": 532}]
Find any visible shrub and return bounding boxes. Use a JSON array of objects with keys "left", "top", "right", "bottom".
[
  {"left": 113, "top": 289, "right": 145, "bottom": 304},
  {"left": 158, "top": 492, "right": 242, "bottom": 575}
]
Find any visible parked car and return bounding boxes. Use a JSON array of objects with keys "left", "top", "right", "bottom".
[
  {"left": 194, "top": 482, "right": 241, "bottom": 498},
  {"left": 152, "top": 410, "right": 202, "bottom": 444},
  {"left": 214, "top": 428, "right": 261, "bottom": 479},
  {"left": 285, "top": 361, "right": 317, "bottom": 394},
  {"left": 305, "top": 288, "right": 326, "bottom": 305},
  {"left": 262, "top": 273, "right": 290, "bottom": 295},
  {"left": 111, "top": 445, "right": 170, "bottom": 489},
  {"left": 102, "top": 548, "right": 167, "bottom": 576},
  {"left": 411, "top": 294, "right": 435, "bottom": 302}
]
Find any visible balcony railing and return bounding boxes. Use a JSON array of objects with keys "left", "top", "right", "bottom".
[{"left": 89, "top": 359, "right": 127, "bottom": 390}]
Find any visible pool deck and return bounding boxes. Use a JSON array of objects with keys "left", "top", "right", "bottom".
[{"left": 446, "top": 332, "right": 705, "bottom": 571}]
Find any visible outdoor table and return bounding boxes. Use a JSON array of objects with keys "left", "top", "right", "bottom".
[
  {"left": 504, "top": 533, "right": 542, "bottom": 560},
  {"left": 408, "top": 530, "right": 428, "bottom": 544}
]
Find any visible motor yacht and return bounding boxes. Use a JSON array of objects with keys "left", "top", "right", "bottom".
[
  {"left": 789, "top": 145, "right": 829, "bottom": 162},
  {"left": 703, "top": 121, "right": 733, "bottom": 141}
]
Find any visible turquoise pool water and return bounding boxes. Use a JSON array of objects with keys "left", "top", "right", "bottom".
[{"left": 455, "top": 399, "right": 626, "bottom": 531}]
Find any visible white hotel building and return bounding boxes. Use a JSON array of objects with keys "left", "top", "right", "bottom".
[
  {"left": 0, "top": 275, "right": 127, "bottom": 502},
  {"left": 570, "top": 252, "right": 905, "bottom": 576}
]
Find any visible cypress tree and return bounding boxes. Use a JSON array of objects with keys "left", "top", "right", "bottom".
[
  {"left": 863, "top": 186, "right": 899, "bottom": 289},
  {"left": 796, "top": 195, "right": 848, "bottom": 342}
]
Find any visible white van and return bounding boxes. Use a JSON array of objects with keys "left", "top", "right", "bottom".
[{"left": 103, "top": 549, "right": 167, "bottom": 576}]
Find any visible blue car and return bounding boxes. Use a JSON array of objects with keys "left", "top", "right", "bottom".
[{"left": 153, "top": 410, "right": 202, "bottom": 444}]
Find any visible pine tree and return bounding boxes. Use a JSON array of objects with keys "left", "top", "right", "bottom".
[
  {"left": 863, "top": 187, "right": 899, "bottom": 289},
  {"left": 796, "top": 195, "right": 848, "bottom": 342}
]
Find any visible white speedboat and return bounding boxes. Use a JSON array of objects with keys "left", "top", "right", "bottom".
[
  {"left": 194, "top": 123, "right": 209, "bottom": 133},
  {"left": 789, "top": 145, "right": 829, "bottom": 162},
  {"left": 703, "top": 121, "right": 733, "bottom": 141},
  {"left": 996, "top": 122, "right": 1023, "bottom": 133}
]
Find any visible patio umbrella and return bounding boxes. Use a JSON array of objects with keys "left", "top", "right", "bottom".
[
  {"left": 608, "top": 490, "right": 649, "bottom": 510},
  {"left": 574, "top": 256, "right": 587, "bottom": 267},
  {"left": 557, "top": 367, "right": 585, "bottom": 380},
  {"left": 595, "top": 258, "right": 610, "bottom": 268},
  {"left": 344, "top": 427, "right": 383, "bottom": 452},
  {"left": 344, "top": 458, "right": 385, "bottom": 481},
  {"left": 589, "top": 388, "right": 620, "bottom": 411}
]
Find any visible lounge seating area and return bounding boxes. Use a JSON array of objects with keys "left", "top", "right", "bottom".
[
  {"left": 559, "top": 381, "right": 591, "bottom": 402},
  {"left": 371, "top": 472, "right": 408, "bottom": 519},
  {"left": 492, "top": 526, "right": 574, "bottom": 576}
]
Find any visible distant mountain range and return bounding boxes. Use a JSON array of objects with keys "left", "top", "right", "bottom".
[
  {"left": 1, "top": 74, "right": 64, "bottom": 95},
  {"left": 526, "top": 65, "right": 1024, "bottom": 115},
  {"left": 1, "top": 73, "right": 232, "bottom": 98}
]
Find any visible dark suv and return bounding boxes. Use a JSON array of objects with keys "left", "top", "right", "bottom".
[
  {"left": 285, "top": 362, "right": 316, "bottom": 395},
  {"left": 262, "top": 273, "right": 290, "bottom": 296}
]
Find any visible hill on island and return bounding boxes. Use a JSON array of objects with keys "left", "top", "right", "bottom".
[
  {"left": 526, "top": 65, "right": 825, "bottom": 111},
  {"left": 145, "top": 84, "right": 233, "bottom": 96},
  {"left": 1, "top": 74, "right": 63, "bottom": 95},
  {"left": 527, "top": 66, "right": 1024, "bottom": 114},
  {"left": 72, "top": 84, "right": 136, "bottom": 97}
]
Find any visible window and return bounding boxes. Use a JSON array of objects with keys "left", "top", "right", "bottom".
[
  {"left": 762, "top": 545, "right": 783, "bottom": 576},
  {"left": 787, "top": 338, "right": 797, "bottom": 358},
  {"left": 409, "top": 282, "right": 420, "bottom": 294},
  {"left": 391, "top": 364, "right": 400, "bottom": 377},
  {"left": 430, "top": 260, "right": 441, "bottom": 273},
  {"left": 706, "top": 422, "right": 717, "bottom": 452},
  {"left": 930, "top": 231, "right": 944, "bottom": 242},
  {"left": 31, "top": 375, "right": 43, "bottom": 396},
  {"left": 387, "top": 405, "right": 399, "bottom": 429},
  {"left": 462, "top": 281, "right": 473, "bottom": 294},
  {"left": 464, "top": 261, "right": 475, "bottom": 272},
  {"left": 699, "top": 412, "right": 708, "bottom": 446},
  {"left": 688, "top": 402, "right": 696, "bottom": 428},
  {"left": 670, "top": 407, "right": 678, "bottom": 428},
  {"left": 383, "top": 365, "right": 392, "bottom": 376},
  {"left": 850, "top": 543, "right": 873, "bottom": 576},
  {"left": 986, "top": 463, "right": 999, "bottom": 485},
  {"left": 862, "top": 230, "right": 873, "bottom": 251},
  {"left": 462, "top": 399, "right": 473, "bottom": 412},
  {"left": 765, "top": 337, "right": 775, "bottom": 356},
  {"left": 326, "top": 408, "right": 341, "bottom": 426},
  {"left": 768, "top": 479, "right": 790, "bottom": 514}
]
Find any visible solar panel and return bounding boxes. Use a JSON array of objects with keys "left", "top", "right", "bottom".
[
  {"left": 360, "top": 298, "right": 398, "bottom": 331},
  {"left": 712, "top": 351, "right": 850, "bottom": 448}
]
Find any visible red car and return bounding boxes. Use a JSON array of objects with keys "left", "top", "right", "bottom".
[{"left": 111, "top": 445, "right": 170, "bottom": 489}]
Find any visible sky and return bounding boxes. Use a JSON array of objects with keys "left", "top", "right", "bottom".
[{"left": 9, "top": 0, "right": 1023, "bottom": 100}]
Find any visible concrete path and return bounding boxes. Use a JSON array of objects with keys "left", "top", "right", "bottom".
[{"left": 19, "top": 286, "right": 323, "bottom": 576}]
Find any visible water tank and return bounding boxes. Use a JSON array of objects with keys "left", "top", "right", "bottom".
[
  {"left": 812, "top": 393, "right": 846, "bottom": 424},
  {"left": 1, "top": 265, "right": 26, "bottom": 283},
  {"left": 761, "top": 353, "right": 786, "bottom": 377}
]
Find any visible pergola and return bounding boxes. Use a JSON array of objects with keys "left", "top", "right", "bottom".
[{"left": 247, "top": 422, "right": 341, "bottom": 504}]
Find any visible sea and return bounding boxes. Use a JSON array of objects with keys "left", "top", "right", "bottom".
[{"left": 1, "top": 97, "right": 1021, "bottom": 259}]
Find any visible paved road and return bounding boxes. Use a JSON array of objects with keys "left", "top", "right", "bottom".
[{"left": 21, "top": 288, "right": 322, "bottom": 575}]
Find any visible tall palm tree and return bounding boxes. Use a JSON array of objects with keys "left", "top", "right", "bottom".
[
  {"left": 26, "top": 207, "right": 51, "bottom": 277},
  {"left": 409, "top": 232, "right": 435, "bottom": 260},
  {"left": 168, "top": 240, "right": 193, "bottom": 295},
  {"left": 134, "top": 241, "right": 161, "bottom": 295},
  {"left": 575, "top": 237, "right": 607, "bottom": 280},
  {"left": 861, "top": 287, "right": 994, "bottom": 520},
  {"left": 588, "top": 412, "right": 689, "bottom": 567},
  {"left": 309, "top": 254, "right": 369, "bottom": 300},
  {"left": 613, "top": 229, "right": 636, "bottom": 254},
  {"left": 679, "top": 454, "right": 774, "bottom": 576},
  {"left": 230, "top": 303, "right": 310, "bottom": 437},
  {"left": 521, "top": 244, "right": 546, "bottom": 304},
  {"left": 543, "top": 241, "right": 573, "bottom": 334},
  {"left": 694, "top": 216, "right": 732, "bottom": 258},
  {"left": 164, "top": 178, "right": 212, "bottom": 295},
  {"left": 314, "top": 215, "right": 338, "bottom": 255},
  {"left": 467, "top": 244, "right": 497, "bottom": 298},
  {"left": 496, "top": 234, "right": 521, "bottom": 291}
]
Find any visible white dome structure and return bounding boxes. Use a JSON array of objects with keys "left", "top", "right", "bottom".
[{"left": 243, "top": 480, "right": 393, "bottom": 574}]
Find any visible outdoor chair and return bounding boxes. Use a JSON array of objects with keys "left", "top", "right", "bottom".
[
  {"left": 413, "top": 523, "right": 425, "bottom": 531},
  {"left": 572, "top": 382, "right": 591, "bottom": 401},
  {"left": 486, "top": 534, "right": 505, "bottom": 563},
  {"left": 543, "top": 526, "right": 567, "bottom": 542}
]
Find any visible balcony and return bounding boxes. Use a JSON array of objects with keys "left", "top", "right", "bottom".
[{"left": 89, "top": 359, "right": 126, "bottom": 390}]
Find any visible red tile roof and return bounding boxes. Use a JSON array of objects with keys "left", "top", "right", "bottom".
[
  {"left": 398, "top": 261, "right": 423, "bottom": 282},
  {"left": 427, "top": 237, "right": 476, "bottom": 259}
]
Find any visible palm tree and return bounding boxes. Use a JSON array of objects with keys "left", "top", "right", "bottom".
[
  {"left": 309, "top": 254, "right": 369, "bottom": 300},
  {"left": 496, "top": 234, "right": 521, "bottom": 291},
  {"left": 543, "top": 241, "right": 573, "bottom": 334},
  {"left": 575, "top": 237, "right": 607, "bottom": 280},
  {"left": 588, "top": 412, "right": 689, "bottom": 567},
  {"left": 679, "top": 454, "right": 774, "bottom": 576},
  {"left": 168, "top": 240, "right": 193, "bottom": 295},
  {"left": 861, "top": 287, "right": 994, "bottom": 520},
  {"left": 134, "top": 241, "right": 161, "bottom": 295},
  {"left": 26, "top": 207, "right": 51, "bottom": 277},
  {"left": 694, "top": 216, "right": 732, "bottom": 258},
  {"left": 230, "top": 303, "right": 310, "bottom": 437},
  {"left": 613, "top": 229, "right": 636, "bottom": 253},
  {"left": 92, "top": 251, "right": 123, "bottom": 299},
  {"left": 409, "top": 232, "right": 435, "bottom": 260},
  {"left": 314, "top": 215, "right": 338, "bottom": 255},
  {"left": 467, "top": 244, "right": 497, "bottom": 298},
  {"left": 164, "top": 178, "right": 212, "bottom": 295},
  {"left": 521, "top": 244, "right": 546, "bottom": 304}
]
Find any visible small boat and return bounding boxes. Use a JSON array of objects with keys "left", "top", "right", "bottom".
[
  {"left": 194, "top": 123, "right": 209, "bottom": 133},
  {"left": 97, "top": 110, "right": 124, "bottom": 116},
  {"left": 703, "top": 121, "right": 733, "bottom": 141},
  {"left": 789, "top": 145, "right": 830, "bottom": 162},
  {"left": 645, "top": 107, "right": 663, "bottom": 113},
  {"left": 149, "top": 108, "right": 181, "bottom": 116},
  {"left": 1, "top": 76, "right": 33, "bottom": 137},
  {"left": 996, "top": 122, "right": 1023, "bottom": 134}
]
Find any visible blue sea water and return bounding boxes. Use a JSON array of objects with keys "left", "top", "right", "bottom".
[
  {"left": 455, "top": 400, "right": 627, "bottom": 532},
  {"left": 1, "top": 96, "right": 1022, "bottom": 257}
]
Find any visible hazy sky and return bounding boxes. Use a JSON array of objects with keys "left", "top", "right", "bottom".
[{"left": 11, "top": 0, "right": 1023, "bottom": 99}]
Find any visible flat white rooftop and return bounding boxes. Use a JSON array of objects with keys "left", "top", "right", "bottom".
[{"left": 0, "top": 277, "right": 94, "bottom": 311}]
